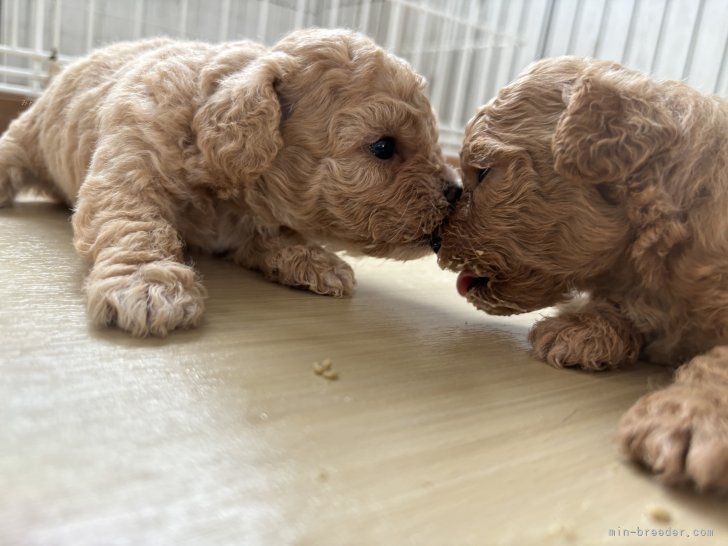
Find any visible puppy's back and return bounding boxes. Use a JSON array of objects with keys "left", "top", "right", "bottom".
[{"left": 18, "top": 38, "right": 264, "bottom": 203}]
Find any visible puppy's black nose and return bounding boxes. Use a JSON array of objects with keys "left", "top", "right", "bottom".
[
  {"left": 430, "top": 231, "right": 442, "bottom": 253},
  {"left": 443, "top": 182, "right": 462, "bottom": 206}
]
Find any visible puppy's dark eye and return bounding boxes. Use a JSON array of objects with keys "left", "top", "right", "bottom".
[
  {"left": 369, "top": 137, "right": 396, "bottom": 160},
  {"left": 477, "top": 167, "right": 491, "bottom": 182}
]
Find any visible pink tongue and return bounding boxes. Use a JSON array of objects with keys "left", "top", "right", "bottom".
[{"left": 456, "top": 271, "right": 478, "bottom": 297}]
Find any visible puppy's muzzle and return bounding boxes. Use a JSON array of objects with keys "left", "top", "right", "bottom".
[
  {"left": 431, "top": 176, "right": 462, "bottom": 253},
  {"left": 443, "top": 181, "right": 462, "bottom": 207}
]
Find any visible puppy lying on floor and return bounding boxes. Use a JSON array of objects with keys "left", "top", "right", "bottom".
[
  {"left": 0, "top": 29, "right": 460, "bottom": 337},
  {"left": 438, "top": 57, "right": 728, "bottom": 491}
]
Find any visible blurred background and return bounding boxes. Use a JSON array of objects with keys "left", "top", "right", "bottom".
[{"left": 1, "top": 0, "right": 727, "bottom": 154}]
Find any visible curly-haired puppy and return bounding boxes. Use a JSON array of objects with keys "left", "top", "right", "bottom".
[
  {"left": 0, "top": 29, "right": 460, "bottom": 337},
  {"left": 438, "top": 57, "right": 728, "bottom": 491}
]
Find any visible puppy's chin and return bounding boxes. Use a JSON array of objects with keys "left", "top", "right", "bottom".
[
  {"left": 324, "top": 236, "right": 432, "bottom": 260},
  {"left": 454, "top": 271, "right": 534, "bottom": 315},
  {"left": 447, "top": 261, "right": 566, "bottom": 315},
  {"left": 361, "top": 240, "right": 433, "bottom": 260},
  {"left": 465, "top": 284, "right": 535, "bottom": 316}
]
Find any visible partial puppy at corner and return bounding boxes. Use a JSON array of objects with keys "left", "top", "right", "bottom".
[
  {"left": 438, "top": 56, "right": 728, "bottom": 492},
  {"left": 0, "top": 28, "right": 460, "bottom": 337}
]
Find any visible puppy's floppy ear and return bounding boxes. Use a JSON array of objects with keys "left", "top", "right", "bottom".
[
  {"left": 552, "top": 66, "right": 688, "bottom": 288},
  {"left": 552, "top": 67, "right": 679, "bottom": 184},
  {"left": 194, "top": 51, "right": 295, "bottom": 196}
]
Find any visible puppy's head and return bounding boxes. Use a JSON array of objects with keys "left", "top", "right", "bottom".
[
  {"left": 198, "top": 28, "right": 460, "bottom": 260},
  {"left": 439, "top": 57, "right": 684, "bottom": 315}
]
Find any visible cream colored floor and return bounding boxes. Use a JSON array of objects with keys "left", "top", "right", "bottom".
[{"left": 1, "top": 200, "right": 727, "bottom": 546}]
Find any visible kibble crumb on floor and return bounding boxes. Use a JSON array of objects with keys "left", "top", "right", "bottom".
[
  {"left": 646, "top": 504, "right": 672, "bottom": 524},
  {"left": 313, "top": 358, "right": 338, "bottom": 380}
]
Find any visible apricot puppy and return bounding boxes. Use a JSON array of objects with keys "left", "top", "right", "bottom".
[
  {"left": 0, "top": 29, "right": 459, "bottom": 336},
  {"left": 439, "top": 57, "right": 728, "bottom": 491}
]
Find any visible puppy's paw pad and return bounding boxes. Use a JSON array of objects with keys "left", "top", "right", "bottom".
[
  {"left": 618, "top": 387, "right": 728, "bottom": 491},
  {"left": 86, "top": 260, "right": 206, "bottom": 337},
  {"left": 529, "top": 315, "right": 632, "bottom": 371}
]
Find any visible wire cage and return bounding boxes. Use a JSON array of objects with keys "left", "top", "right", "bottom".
[{"left": 1, "top": 0, "right": 728, "bottom": 154}]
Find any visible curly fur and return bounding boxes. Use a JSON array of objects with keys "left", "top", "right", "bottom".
[
  {"left": 0, "top": 29, "right": 459, "bottom": 337},
  {"left": 439, "top": 56, "right": 728, "bottom": 491}
]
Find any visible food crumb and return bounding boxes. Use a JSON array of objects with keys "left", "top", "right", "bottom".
[
  {"left": 313, "top": 358, "right": 338, "bottom": 380},
  {"left": 646, "top": 504, "right": 672, "bottom": 523}
]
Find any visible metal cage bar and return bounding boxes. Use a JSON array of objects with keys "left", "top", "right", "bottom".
[
  {"left": 179, "top": 0, "right": 189, "bottom": 37},
  {"left": 133, "top": 0, "right": 144, "bottom": 40},
  {"left": 649, "top": 0, "right": 671, "bottom": 74},
  {"left": 85, "top": 0, "right": 95, "bottom": 52},
  {"left": 449, "top": 0, "right": 479, "bottom": 127},
  {"left": 2, "top": 0, "right": 727, "bottom": 154},
  {"left": 681, "top": 0, "right": 706, "bottom": 81},
  {"left": 295, "top": 0, "right": 307, "bottom": 29},
  {"left": 52, "top": 0, "right": 63, "bottom": 50},
  {"left": 328, "top": 0, "right": 340, "bottom": 28},
  {"left": 358, "top": 0, "right": 372, "bottom": 34},
  {"left": 385, "top": 0, "right": 402, "bottom": 51}
]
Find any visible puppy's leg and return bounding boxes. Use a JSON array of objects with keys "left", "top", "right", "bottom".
[
  {"left": 618, "top": 346, "right": 728, "bottom": 491},
  {"left": 74, "top": 169, "right": 205, "bottom": 337},
  {"left": 529, "top": 297, "right": 642, "bottom": 371},
  {"left": 230, "top": 226, "right": 355, "bottom": 297},
  {"left": 0, "top": 118, "right": 42, "bottom": 207}
]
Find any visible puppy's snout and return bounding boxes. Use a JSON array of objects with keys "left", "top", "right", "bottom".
[
  {"left": 440, "top": 163, "right": 462, "bottom": 207},
  {"left": 443, "top": 181, "right": 462, "bottom": 206}
]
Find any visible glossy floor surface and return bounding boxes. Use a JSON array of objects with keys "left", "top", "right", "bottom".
[{"left": 2, "top": 201, "right": 727, "bottom": 546}]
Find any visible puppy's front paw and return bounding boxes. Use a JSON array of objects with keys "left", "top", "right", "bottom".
[
  {"left": 267, "top": 245, "right": 355, "bottom": 297},
  {"left": 86, "top": 260, "right": 206, "bottom": 337},
  {"left": 618, "top": 385, "right": 728, "bottom": 491},
  {"left": 0, "top": 175, "right": 16, "bottom": 207},
  {"left": 529, "top": 314, "right": 639, "bottom": 371}
]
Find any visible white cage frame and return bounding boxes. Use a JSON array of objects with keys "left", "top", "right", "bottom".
[{"left": 1, "top": 0, "right": 728, "bottom": 155}]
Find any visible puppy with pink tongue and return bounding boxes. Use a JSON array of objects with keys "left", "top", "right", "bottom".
[{"left": 438, "top": 56, "right": 728, "bottom": 492}]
